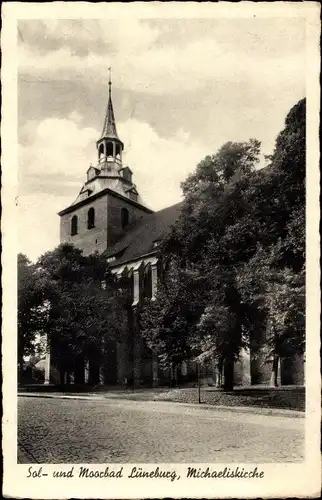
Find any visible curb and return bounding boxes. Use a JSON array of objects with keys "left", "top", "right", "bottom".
[
  {"left": 19, "top": 392, "right": 103, "bottom": 401},
  {"left": 166, "top": 401, "right": 305, "bottom": 418},
  {"left": 18, "top": 392, "right": 305, "bottom": 418}
]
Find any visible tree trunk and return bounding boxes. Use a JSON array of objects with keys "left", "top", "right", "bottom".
[
  {"left": 171, "top": 363, "right": 177, "bottom": 388},
  {"left": 74, "top": 356, "right": 85, "bottom": 385},
  {"left": 88, "top": 359, "right": 100, "bottom": 386},
  {"left": 218, "top": 357, "right": 224, "bottom": 387},
  {"left": 18, "top": 352, "right": 24, "bottom": 386},
  {"left": 197, "top": 362, "right": 201, "bottom": 404},
  {"left": 59, "top": 367, "right": 65, "bottom": 385},
  {"left": 273, "top": 355, "right": 279, "bottom": 387},
  {"left": 223, "top": 355, "right": 234, "bottom": 391}
]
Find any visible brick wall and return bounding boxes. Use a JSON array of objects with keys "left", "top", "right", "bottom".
[
  {"left": 60, "top": 196, "right": 108, "bottom": 255},
  {"left": 60, "top": 192, "right": 150, "bottom": 255},
  {"left": 107, "top": 193, "right": 148, "bottom": 246}
]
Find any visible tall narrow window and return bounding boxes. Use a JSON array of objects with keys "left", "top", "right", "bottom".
[
  {"left": 121, "top": 208, "right": 129, "bottom": 229},
  {"left": 106, "top": 141, "right": 113, "bottom": 157},
  {"left": 98, "top": 143, "right": 104, "bottom": 159},
  {"left": 116, "top": 143, "right": 121, "bottom": 160},
  {"left": 87, "top": 207, "right": 95, "bottom": 229},
  {"left": 143, "top": 264, "right": 152, "bottom": 299},
  {"left": 71, "top": 215, "right": 78, "bottom": 236}
]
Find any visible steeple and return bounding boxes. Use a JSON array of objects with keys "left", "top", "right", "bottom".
[
  {"left": 100, "top": 68, "right": 120, "bottom": 141},
  {"left": 65, "top": 71, "right": 146, "bottom": 209},
  {"left": 96, "top": 68, "right": 124, "bottom": 166}
]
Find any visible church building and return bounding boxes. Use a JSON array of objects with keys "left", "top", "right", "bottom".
[
  {"left": 44, "top": 77, "right": 304, "bottom": 388},
  {"left": 54, "top": 77, "right": 184, "bottom": 387}
]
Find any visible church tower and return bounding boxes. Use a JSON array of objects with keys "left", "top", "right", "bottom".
[
  {"left": 96, "top": 73, "right": 124, "bottom": 171},
  {"left": 58, "top": 72, "right": 153, "bottom": 255}
]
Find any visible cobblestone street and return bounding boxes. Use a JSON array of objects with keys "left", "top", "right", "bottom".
[{"left": 18, "top": 396, "right": 304, "bottom": 463}]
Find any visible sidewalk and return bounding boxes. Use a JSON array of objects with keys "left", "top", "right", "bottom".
[{"left": 18, "top": 390, "right": 305, "bottom": 418}]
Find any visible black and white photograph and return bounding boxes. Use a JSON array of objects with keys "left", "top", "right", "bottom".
[{"left": 2, "top": 2, "right": 321, "bottom": 499}]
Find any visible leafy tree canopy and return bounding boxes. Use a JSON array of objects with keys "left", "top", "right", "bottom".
[
  {"left": 18, "top": 244, "right": 128, "bottom": 375},
  {"left": 18, "top": 253, "right": 47, "bottom": 372},
  {"left": 141, "top": 98, "right": 305, "bottom": 388}
]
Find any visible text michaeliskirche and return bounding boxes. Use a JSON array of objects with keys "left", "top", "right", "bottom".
[{"left": 48, "top": 466, "right": 264, "bottom": 481}]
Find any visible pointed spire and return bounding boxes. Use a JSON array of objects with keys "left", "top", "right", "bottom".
[{"left": 101, "top": 67, "right": 120, "bottom": 140}]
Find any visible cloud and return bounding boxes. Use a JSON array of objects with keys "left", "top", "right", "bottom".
[
  {"left": 18, "top": 18, "right": 305, "bottom": 95},
  {"left": 19, "top": 19, "right": 160, "bottom": 56},
  {"left": 119, "top": 119, "right": 208, "bottom": 209},
  {"left": 20, "top": 113, "right": 208, "bottom": 199},
  {"left": 19, "top": 114, "right": 98, "bottom": 182},
  {"left": 19, "top": 113, "right": 208, "bottom": 260},
  {"left": 18, "top": 193, "right": 71, "bottom": 262},
  {"left": 17, "top": 17, "right": 306, "bottom": 261}
]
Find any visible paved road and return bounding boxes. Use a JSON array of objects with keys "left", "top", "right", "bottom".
[{"left": 18, "top": 396, "right": 304, "bottom": 463}]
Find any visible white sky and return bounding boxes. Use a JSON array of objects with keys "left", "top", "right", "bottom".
[{"left": 18, "top": 17, "right": 306, "bottom": 262}]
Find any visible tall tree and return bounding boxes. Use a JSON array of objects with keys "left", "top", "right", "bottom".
[
  {"left": 141, "top": 139, "right": 262, "bottom": 390},
  {"left": 235, "top": 98, "right": 306, "bottom": 383},
  {"left": 141, "top": 98, "right": 305, "bottom": 390},
  {"left": 18, "top": 244, "right": 128, "bottom": 385},
  {"left": 140, "top": 260, "right": 208, "bottom": 381},
  {"left": 18, "top": 254, "right": 47, "bottom": 383},
  {"left": 236, "top": 243, "right": 305, "bottom": 385}
]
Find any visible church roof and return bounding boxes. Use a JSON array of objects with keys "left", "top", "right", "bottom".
[
  {"left": 105, "top": 202, "right": 183, "bottom": 266},
  {"left": 100, "top": 80, "right": 121, "bottom": 142},
  {"left": 58, "top": 186, "right": 152, "bottom": 216},
  {"left": 101, "top": 95, "right": 120, "bottom": 140}
]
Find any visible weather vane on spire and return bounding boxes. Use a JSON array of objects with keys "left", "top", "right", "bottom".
[{"left": 108, "top": 67, "right": 112, "bottom": 96}]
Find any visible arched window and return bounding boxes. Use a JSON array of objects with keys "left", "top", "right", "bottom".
[
  {"left": 106, "top": 141, "right": 113, "bottom": 157},
  {"left": 98, "top": 143, "right": 104, "bottom": 159},
  {"left": 71, "top": 215, "right": 78, "bottom": 236},
  {"left": 115, "top": 143, "right": 121, "bottom": 160},
  {"left": 87, "top": 207, "right": 95, "bottom": 229},
  {"left": 121, "top": 207, "right": 129, "bottom": 229}
]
